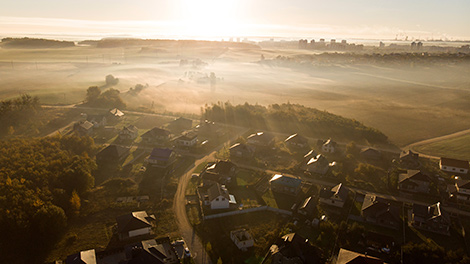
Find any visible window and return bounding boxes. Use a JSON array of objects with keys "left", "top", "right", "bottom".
[
  {"left": 222, "top": 198, "right": 225, "bottom": 201},
  {"left": 216, "top": 198, "right": 219, "bottom": 201}
]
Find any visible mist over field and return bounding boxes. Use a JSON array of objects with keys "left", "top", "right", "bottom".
[{"left": 1, "top": 40, "right": 469, "bottom": 146}]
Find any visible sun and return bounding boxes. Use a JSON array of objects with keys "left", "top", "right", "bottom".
[{"left": 176, "top": 0, "right": 241, "bottom": 38}]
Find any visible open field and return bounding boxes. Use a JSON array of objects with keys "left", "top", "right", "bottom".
[
  {"left": 1, "top": 44, "right": 470, "bottom": 146},
  {"left": 413, "top": 133, "right": 470, "bottom": 160}
]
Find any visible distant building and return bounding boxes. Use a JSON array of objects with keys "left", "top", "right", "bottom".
[
  {"left": 118, "top": 125, "right": 139, "bottom": 141},
  {"left": 398, "top": 170, "right": 431, "bottom": 194},
  {"left": 145, "top": 148, "right": 176, "bottom": 168},
  {"left": 201, "top": 160, "right": 237, "bottom": 186},
  {"left": 410, "top": 202, "right": 450, "bottom": 235},
  {"left": 116, "top": 211, "right": 155, "bottom": 240},
  {"left": 123, "top": 237, "right": 180, "bottom": 264},
  {"left": 96, "top": 145, "right": 130, "bottom": 164},
  {"left": 285, "top": 133, "right": 308, "bottom": 148},
  {"left": 321, "top": 139, "right": 336, "bottom": 153},
  {"left": 73, "top": 120, "right": 94, "bottom": 136},
  {"left": 319, "top": 183, "right": 348, "bottom": 208},
  {"left": 297, "top": 196, "right": 316, "bottom": 217},
  {"left": 399, "top": 150, "right": 420, "bottom": 168},
  {"left": 66, "top": 249, "right": 96, "bottom": 264},
  {"left": 230, "top": 229, "right": 254, "bottom": 251},
  {"left": 168, "top": 117, "right": 192, "bottom": 132},
  {"left": 361, "top": 194, "right": 400, "bottom": 229},
  {"left": 109, "top": 108, "right": 124, "bottom": 118},
  {"left": 86, "top": 114, "right": 107, "bottom": 128},
  {"left": 306, "top": 154, "right": 329, "bottom": 175},
  {"left": 229, "top": 143, "right": 254, "bottom": 158},
  {"left": 141, "top": 127, "right": 171, "bottom": 145},
  {"left": 204, "top": 183, "right": 235, "bottom": 210},
  {"left": 175, "top": 132, "right": 198, "bottom": 147},
  {"left": 449, "top": 180, "right": 470, "bottom": 203},
  {"left": 360, "top": 147, "right": 382, "bottom": 160},
  {"left": 269, "top": 174, "right": 302, "bottom": 196},
  {"left": 440, "top": 157, "right": 469, "bottom": 174},
  {"left": 336, "top": 248, "right": 386, "bottom": 264},
  {"left": 265, "top": 233, "right": 322, "bottom": 264},
  {"left": 246, "top": 132, "right": 274, "bottom": 148}
]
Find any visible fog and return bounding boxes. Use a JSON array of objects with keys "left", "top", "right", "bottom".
[{"left": 0, "top": 40, "right": 469, "bottom": 146}]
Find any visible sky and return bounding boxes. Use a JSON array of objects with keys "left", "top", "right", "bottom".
[{"left": 1, "top": 0, "right": 469, "bottom": 40}]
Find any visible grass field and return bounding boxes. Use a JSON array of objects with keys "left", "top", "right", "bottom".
[
  {"left": 1, "top": 45, "right": 470, "bottom": 146},
  {"left": 413, "top": 133, "right": 470, "bottom": 160}
]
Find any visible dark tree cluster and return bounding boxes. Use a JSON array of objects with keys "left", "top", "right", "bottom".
[
  {"left": 0, "top": 94, "right": 41, "bottom": 137},
  {"left": 85, "top": 85, "right": 126, "bottom": 109},
  {"left": 0, "top": 135, "right": 96, "bottom": 263},
  {"left": 1, "top": 37, "right": 75, "bottom": 48},
  {"left": 203, "top": 102, "right": 388, "bottom": 144}
]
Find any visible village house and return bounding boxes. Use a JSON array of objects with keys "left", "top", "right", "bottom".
[
  {"left": 200, "top": 160, "right": 237, "bottom": 186},
  {"left": 230, "top": 229, "right": 254, "bottom": 251},
  {"left": 269, "top": 174, "right": 302, "bottom": 196},
  {"left": 203, "top": 183, "right": 236, "bottom": 210},
  {"left": 284, "top": 133, "right": 309, "bottom": 148},
  {"left": 123, "top": 237, "right": 179, "bottom": 264},
  {"left": 109, "top": 108, "right": 124, "bottom": 118},
  {"left": 306, "top": 154, "right": 330, "bottom": 175},
  {"left": 116, "top": 211, "right": 155, "bottom": 240},
  {"left": 96, "top": 145, "right": 130, "bottom": 164},
  {"left": 321, "top": 139, "right": 337, "bottom": 153},
  {"left": 197, "top": 120, "right": 225, "bottom": 137},
  {"left": 336, "top": 248, "right": 386, "bottom": 264},
  {"left": 266, "top": 233, "right": 322, "bottom": 264},
  {"left": 440, "top": 157, "right": 469, "bottom": 174},
  {"left": 398, "top": 170, "right": 431, "bottom": 194},
  {"left": 229, "top": 143, "right": 254, "bottom": 158},
  {"left": 409, "top": 202, "right": 450, "bottom": 235},
  {"left": 399, "top": 150, "right": 420, "bottom": 168},
  {"left": 360, "top": 147, "right": 382, "bottom": 160},
  {"left": 118, "top": 125, "right": 139, "bottom": 141},
  {"left": 66, "top": 249, "right": 96, "bottom": 264},
  {"left": 73, "top": 120, "right": 94, "bottom": 136},
  {"left": 86, "top": 114, "right": 107, "bottom": 128},
  {"left": 361, "top": 194, "right": 401, "bottom": 230},
  {"left": 319, "top": 183, "right": 348, "bottom": 208},
  {"left": 145, "top": 148, "right": 176, "bottom": 168},
  {"left": 449, "top": 180, "right": 470, "bottom": 204},
  {"left": 246, "top": 132, "right": 274, "bottom": 148},
  {"left": 168, "top": 117, "right": 192, "bottom": 132},
  {"left": 175, "top": 132, "right": 198, "bottom": 147},
  {"left": 297, "top": 196, "right": 316, "bottom": 217},
  {"left": 141, "top": 127, "right": 171, "bottom": 145}
]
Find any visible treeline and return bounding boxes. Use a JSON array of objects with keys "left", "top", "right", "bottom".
[
  {"left": 0, "top": 94, "right": 41, "bottom": 136},
  {"left": 1, "top": 37, "right": 75, "bottom": 48},
  {"left": 80, "top": 38, "right": 259, "bottom": 49},
  {"left": 0, "top": 135, "right": 96, "bottom": 263},
  {"left": 84, "top": 85, "right": 126, "bottom": 109},
  {"left": 203, "top": 102, "right": 388, "bottom": 144}
]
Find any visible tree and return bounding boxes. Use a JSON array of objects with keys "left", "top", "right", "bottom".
[
  {"left": 105, "top": 74, "right": 119, "bottom": 86},
  {"left": 31, "top": 204, "right": 67, "bottom": 239},
  {"left": 86, "top": 86, "right": 101, "bottom": 102},
  {"left": 69, "top": 190, "right": 81, "bottom": 216}
]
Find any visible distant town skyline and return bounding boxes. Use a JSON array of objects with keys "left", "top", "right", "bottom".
[{"left": 1, "top": 0, "right": 469, "bottom": 40}]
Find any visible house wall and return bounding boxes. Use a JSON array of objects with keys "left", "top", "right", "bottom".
[
  {"left": 178, "top": 138, "right": 197, "bottom": 147},
  {"left": 128, "top": 227, "right": 151, "bottom": 238},
  {"left": 322, "top": 145, "right": 335, "bottom": 153},
  {"left": 440, "top": 164, "right": 469, "bottom": 174},
  {"left": 211, "top": 195, "right": 229, "bottom": 209}
]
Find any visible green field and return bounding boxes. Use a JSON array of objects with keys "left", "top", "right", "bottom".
[{"left": 413, "top": 133, "right": 470, "bottom": 160}]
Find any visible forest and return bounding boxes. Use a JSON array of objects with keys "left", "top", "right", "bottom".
[
  {"left": 0, "top": 37, "right": 75, "bottom": 48},
  {"left": 203, "top": 102, "right": 389, "bottom": 144},
  {"left": 0, "top": 135, "right": 96, "bottom": 263},
  {"left": 0, "top": 94, "right": 42, "bottom": 137}
]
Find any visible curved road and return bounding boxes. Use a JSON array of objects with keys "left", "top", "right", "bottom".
[{"left": 173, "top": 129, "right": 248, "bottom": 264}]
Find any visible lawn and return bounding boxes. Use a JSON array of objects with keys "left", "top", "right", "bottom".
[
  {"left": 262, "top": 189, "right": 278, "bottom": 208},
  {"left": 236, "top": 169, "right": 261, "bottom": 186},
  {"left": 413, "top": 133, "right": 470, "bottom": 160},
  {"left": 230, "top": 186, "right": 262, "bottom": 208}
]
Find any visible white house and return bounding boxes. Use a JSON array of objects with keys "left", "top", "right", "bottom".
[
  {"left": 176, "top": 132, "right": 198, "bottom": 147},
  {"left": 206, "top": 183, "right": 236, "bottom": 210},
  {"left": 440, "top": 157, "right": 469, "bottom": 174},
  {"left": 322, "top": 139, "right": 337, "bottom": 153},
  {"left": 453, "top": 181, "right": 470, "bottom": 203},
  {"left": 116, "top": 211, "right": 155, "bottom": 240},
  {"left": 230, "top": 229, "right": 254, "bottom": 251}
]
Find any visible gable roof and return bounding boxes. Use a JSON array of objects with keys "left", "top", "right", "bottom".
[
  {"left": 141, "top": 127, "right": 170, "bottom": 138},
  {"left": 337, "top": 248, "right": 385, "bottom": 264},
  {"left": 66, "top": 249, "right": 97, "bottom": 264},
  {"left": 206, "top": 160, "right": 237, "bottom": 175},
  {"left": 229, "top": 143, "right": 253, "bottom": 153},
  {"left": 269, "top": 174, "right": 302, "bottom": 188},
  {"left": 360, "top": 148, "right": 381, "bottom": 156},
  {"left": 398, "top": 170, "right": 430, "bottom": 184},
  {"left": 323, "top": 139, "right": 337, "bottom": 147},
  {"left": 304, "top": 149, "right": 317, "bottom": 159},
  {"left": 116, "top": 211, "right": 154, "bottom": 233},
  {"left": 124, "top": 238, "right": 178, "bottom": 264},
  {"left": 412, "top": 202, "right": 450, "bottom": 223},
  {"left": 208, "top": 183, "right": 230, "bottom": 201},
  {"left": 109, "top": 108, "right": 124, "bottom": 117},
  {"left": 76, "top": 120, "right": 94, "bottom": 130},
  {"left": 298, "top": 196, "right": 316, "bottom": 214},
  {"left": 247, "top": 132, "right": 273, "bottom": 143},
  {"left": 177, "top": 131, "right": 197, "bottom": 141},
  {"left": 307, "top": 154, "right": 329, "bottom": 166},
  {"left": 361, "top": 194, "right": 399, "bottom": 221},
  {"left": 458, "top": 180, "right": 470, "bottom": 189},
  {"left": 269, "top": 233, "right": 322, "bottom": 264},
  {"left": 148, "top": 148, "right": 173, "bottom": 161},
  {"left": 97, "top": 145, "right": 130, "bottom": 160},
  {"left": 400, "top": 150, "right": 418, "bottom": 159},
  {"left": 285, "top": 133, "right": 308, "bottom": 144},
  {"left": 440, "top": 157, "right": 469, "bottom": 169},
  {"left": 319, "top": 183, "right": 348, "bottom": 200}
]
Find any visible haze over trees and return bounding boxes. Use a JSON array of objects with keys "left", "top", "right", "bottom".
[{"left": 85, "top": 85, "right": 126, "bottom": 109}]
